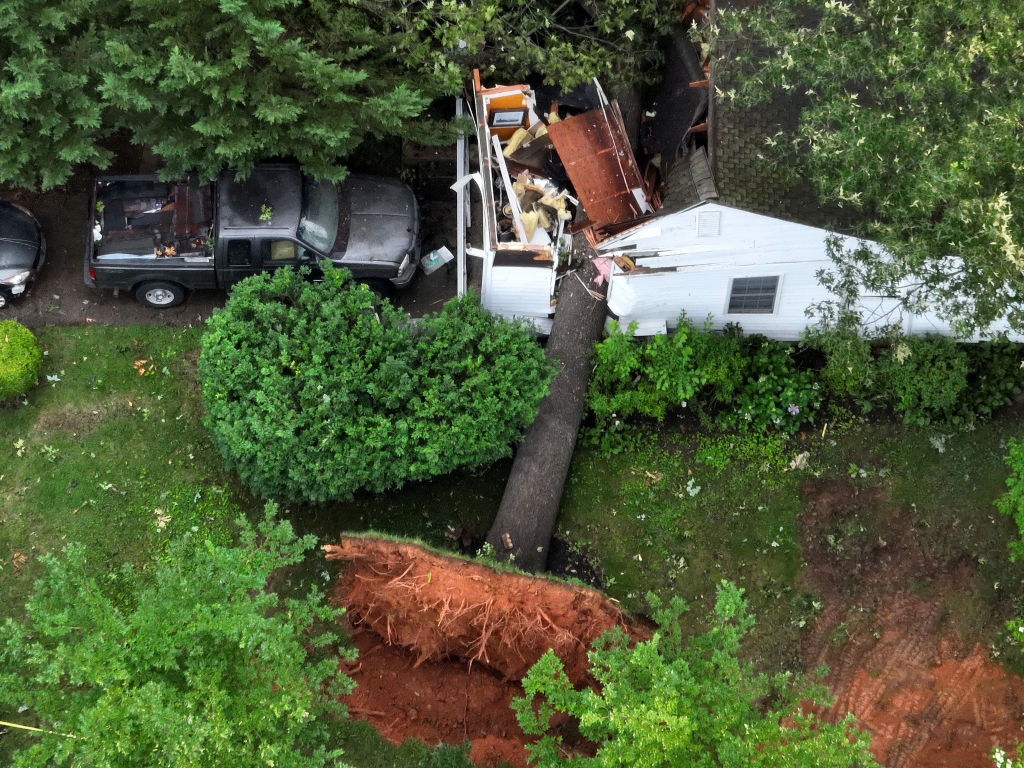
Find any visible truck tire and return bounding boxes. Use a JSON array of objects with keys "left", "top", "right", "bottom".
[
  {"left": 359, "top": 278, "right": 395, "bottom": 301},
  {"left": 135, "top": 281, "right": 186, "bottom": 308}
]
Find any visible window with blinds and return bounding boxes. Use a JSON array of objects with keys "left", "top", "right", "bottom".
[{"left": 727, "top": 276, "right": 779, "bottom": 314}]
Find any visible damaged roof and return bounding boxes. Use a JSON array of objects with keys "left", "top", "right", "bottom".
[{"left": 546, "top": 102, "right": 649, "bottom": 229}]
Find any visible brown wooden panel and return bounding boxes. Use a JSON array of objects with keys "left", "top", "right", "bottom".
[{"left": 546, "top": 102, "right": 647, "bottom": 228}]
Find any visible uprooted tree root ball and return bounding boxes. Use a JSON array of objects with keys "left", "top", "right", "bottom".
[{"left": 325, "top": 536, "right": 648, "bottom": 685}]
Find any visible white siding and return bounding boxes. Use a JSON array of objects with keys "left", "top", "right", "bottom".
[
  {"left": 601, "top": 202, "right": 1023, "bottom": 340},
  {"left": 483, "top": 263, "right": 555, "bottom": 321}
]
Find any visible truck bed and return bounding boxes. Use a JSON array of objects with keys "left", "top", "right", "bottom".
[{"left": 95, "top": 177, "right": 214, "bottom": 259}]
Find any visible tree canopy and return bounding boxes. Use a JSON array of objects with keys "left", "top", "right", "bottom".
[
  {"left": 0, "top": 0, "right": 676, "bottom": 189},
  {"left": 514, "top": 581, "right": 878, "bottom": 768},
  {"left": 719, "top": 0, "right": 1024, "bottom": 335},
  {"left": 0, "top": 506, "right": 353, "bottom": 768}
]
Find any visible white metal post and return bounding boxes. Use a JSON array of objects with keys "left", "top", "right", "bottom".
[{"left": 454, "top": 97, "right": 467, "bottom": 296}]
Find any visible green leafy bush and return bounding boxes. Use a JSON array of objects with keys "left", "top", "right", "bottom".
[
  {"left": 878, "top": 336, "right": 968, "bottom": 425},
  {"left": 803, "top": 322, "right": 878, "bottom": 407},
  {"left": 957, "top": 339, "right": 1024, "bottom": 424},
  {"left": 199, "top": 265, "right": 553, "bottom": 503},
  {"left": 513, "top": 581, "right": 878, "bottom": 768},
  {"left": 0, "top": 506, "right": 353, "bottom": 768},
  {"left": 586, "top": 320, "right": 816, "bottom": 439},
  {"left": 719, "top": 336, "right": 820, "bottom": 435},
  {"left": 690, "top": 323, "right": 746, "bottom": 409},
  {"left": 0, "top": 320, "right": 42, "bottom": 400},
  {"left": 587, "top": 319, "right": 704, "bottom": 425},
  {"left": 997, "top": 439, "right": 1024, "bottom": 563}
]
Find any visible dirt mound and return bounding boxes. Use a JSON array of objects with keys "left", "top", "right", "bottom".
[
  {"left": 325, "top": 536, "right": 643, "bottom": 684},
  {"left": 800, "top": 479, "right": 1024, "bottom": 767}
]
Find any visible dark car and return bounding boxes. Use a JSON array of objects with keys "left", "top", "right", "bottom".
[{"left": 0, "top": 201, "right": 45, "bottom": 309}]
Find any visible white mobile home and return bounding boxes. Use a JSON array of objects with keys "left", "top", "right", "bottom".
[
  {"left": 457, "top": 74, "right": 1016, "bottom": 341},
  {"left": 597, "top": 201, "right": 1017, "bottom": 341}
]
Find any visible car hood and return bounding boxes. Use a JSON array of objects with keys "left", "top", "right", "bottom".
[
  {"left": 0, "top": 202, "right": 42, "bottom": 270},
  {"left": 331, "top": 175, "right": 418, "bottom": 264}
]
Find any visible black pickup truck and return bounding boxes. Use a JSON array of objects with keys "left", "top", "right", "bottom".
[{"left": 85, "top": 163, "right": 419, "bottom": 307}]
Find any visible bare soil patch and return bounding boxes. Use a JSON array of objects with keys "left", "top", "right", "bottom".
[
  {"left": 325, "top": 536, "right": 647, "bottom": 766},
  {"left": 800, "top": 479, "right": 1024, "bottom": 767}
]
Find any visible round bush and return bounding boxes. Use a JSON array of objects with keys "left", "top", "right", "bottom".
[
  {"left": 878, "top": 335, "right": 968, "bottom": 425},
  {"left": 0, "top": 320, "right": 42, "bottom": 400},
  {"left": 719, "top": 335, "right": 821, "bottom": 434},
  {"left": 199, "top": 265, "right": 554, "bottom": 503}
]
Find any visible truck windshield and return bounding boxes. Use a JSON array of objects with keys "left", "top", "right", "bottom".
[{"left": 297, "top": 175, "right": 339, "bottom": 254}]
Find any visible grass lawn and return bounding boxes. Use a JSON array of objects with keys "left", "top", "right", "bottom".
[
  {"left": 5, "top": 325, "right": 1024, "bottom": 764},
  {"left": 559, "top": 414, "right": 1024, "bottom": 674},
  {"left": 0, "top": 325, "right": 485, "bottom": 767}
]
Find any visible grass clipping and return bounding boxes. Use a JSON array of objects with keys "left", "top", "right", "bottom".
[{"left": 325, "top": 537, "right": 645, "bottom": 683}]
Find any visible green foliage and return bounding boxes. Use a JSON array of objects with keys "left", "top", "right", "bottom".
[
  {"left": 694, "top": 432, "right": 787, "bottom": 477},
  {"left": 803, "top": 321, "right": 878, "bottom": 405},
  {"left": 199, "top": 265, "right": 553, "bottom": 503},
  {"left": 0, "top": 320, "right": 42, "bottom": 400},
  {"left": 395, "top": 0, "right": 677, "bottom": 89},
  {"left": 588, "top": 320, "right": 704, "bottom": 424},
  {"left": 587, "top": 316, "right": 1022, "bottom": 440},
  {"left": 720, "top": 336, "right": 820, "bottom": 435},
  {"left": 0, "top": 0, "right": 113, "bottom": 189},
  {"left": 689, "top": 324, "right": 745, "bottom": 409},
  {"left": 996, "top": 439, "right": 1024, "bottom": 564},
  {"left": 0, "top": 0, "right": 673, "bottom": 188},
  {"left": 959, "top": 340, "right": 1024, "bottom": 423},
  {"left": 0, "top": 506, "right": 354, "bottom": 768},
  {"left": 586, "top": 320, "right": 817, "bottom": 443},
  {"left": 878, "top": 336, "right": 968, "bottom": 426},
  {"left": 513, "top": 581, "right": 878, "bottom": 768},
  {"left": 0, "top": 0, "right": 442, "bottom": 187},
  {"left": 720, "top": 0, "right": 1024, "bottom": 335}
]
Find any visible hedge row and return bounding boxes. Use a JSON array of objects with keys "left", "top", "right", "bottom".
[{"left": 587, "top": 316, "right": 1024, "bottom": 441}]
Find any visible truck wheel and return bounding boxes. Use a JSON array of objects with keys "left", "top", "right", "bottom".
[
  {"left": 359, "top": 279, "right": 395, "bottom": 301},
  {"left": 135, "top": 281, "right": 186, "bottom": 308}
]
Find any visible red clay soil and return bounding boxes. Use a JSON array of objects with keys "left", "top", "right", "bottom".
[
  {"left": 800, "top": 480, "right": 1024, "bottom": 767},
  {"left": 339, "top": 629, "right": 531, "bottom": 768},
  {"left": 325, "top": 490, "right": 1024, "bottom": 768},
  {"left": 325, "top": 536, "right": 647, "bottom": 767}
]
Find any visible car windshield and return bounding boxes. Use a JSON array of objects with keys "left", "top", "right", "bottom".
[{"left": 297, "top": 175, "right": 339, "bottom": 254}]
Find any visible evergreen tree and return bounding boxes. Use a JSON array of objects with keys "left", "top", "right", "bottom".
[{"left": 0, "top": 0, "right": 676, "bottom": 189}]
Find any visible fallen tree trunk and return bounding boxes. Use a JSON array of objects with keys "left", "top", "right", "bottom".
[{"left": 485, "top": 262, "right": 607, "bottom": 571}]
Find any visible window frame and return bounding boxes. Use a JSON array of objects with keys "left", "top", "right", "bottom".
[{"left": 725, "top": 275, "right": 781, "bottom": 315}]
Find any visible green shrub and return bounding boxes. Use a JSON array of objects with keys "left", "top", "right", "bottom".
[
  {"left": 0, "top": 320, "right": 42, "bottom": 400},
  {"left": 956, "top": 339, "right": 1024, "bottom": 424},
  {"left": 199, "top": 265, "right": 554, "bottom": 503},
  {"left": 690, "top": 323, "right": 746, "bottom": 408},
  {"left": 718, "top": 336, "right": 821, "bottom": 435},
  {"left": 802, "top": 322, "right": 878, "bottom": 407},
  {"left": 997, "top": 438, "right": 1024, "bottom": 563},
  {"left": 878, "top": 336, "right": 968, "bottom": 425},
  {"left": 587, "top": 319, "right": 704, "bottom": 425},
  {"left": 513, "top": 581, "right": 878, "bottom": 768}
]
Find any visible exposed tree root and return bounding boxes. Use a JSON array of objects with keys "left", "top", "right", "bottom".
[{"left": 325, "top": 536, "right": 647, "bottom": 684}]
